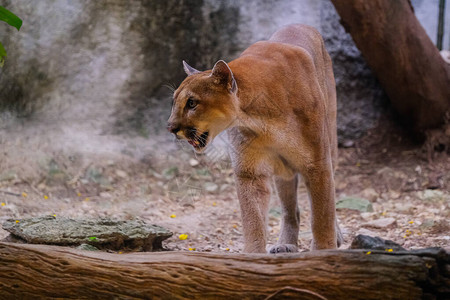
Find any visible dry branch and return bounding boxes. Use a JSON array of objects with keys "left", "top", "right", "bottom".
[
  {"left": 0, "top": 190, "right": 21, "bottom": 197},
  {"left": 0, "top": 242, "right": 448, "bottom": 299}
]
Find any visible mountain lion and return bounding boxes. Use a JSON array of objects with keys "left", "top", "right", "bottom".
[{"left": 168, "top": 24, "right": 343, "bottom": 253}]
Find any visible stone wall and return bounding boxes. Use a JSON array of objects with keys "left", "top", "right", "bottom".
[{"left": 0, "top": 0, "right": 446, "bottom": 149}]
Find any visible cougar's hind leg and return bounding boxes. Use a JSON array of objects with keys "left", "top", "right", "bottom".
[{"left": 303, "top": 160, "right": 338, "bottom": 250}]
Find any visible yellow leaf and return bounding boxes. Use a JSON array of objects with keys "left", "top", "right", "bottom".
[
  {"left": 170, "top": 214, "right": 176, "bottom": 218},
  {"left": 15, "top": 220, "right": 19, "bottom": 223},
  {"left": 44, "top": 195, "right": 49, "bottom": 199},
  {"left": 225, "top": 248, "right": 230, "bottom": 251},
  {"left": 366, "top": 251, "right": 371, "bottom": 255},
  {"left": 179, "top": 234, "right": 188, "bottom": 240},
  {"left": 22, "top": 192, "right": 28, "bottom": 198},
  {"left": 1, "top": 202, "right": 5, "bottom": 206},
  {"left": 188, "top": 247, "right": 196, "bottom": 251}
]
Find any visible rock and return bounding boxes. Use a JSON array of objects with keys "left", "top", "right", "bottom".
[
  {"left": 0, "top": 170, "right": 17, "bottom": 182},
  {"left": 376, "top": 167, "right": 408, "bottom": 191},
  {"left": 394, "top": 203, "right": 413, "bottom": 213},
  {"left": 349, "top": 234, "right": 405, "bottom": 251},
  {"left": 2, "top": 216, "right": 172, "bottom": 251},
  {"left": 362, "top": 217, "right": 396, "bottom": 229},
  {"left": 220, "top": 184, "right": 230, "bottom": 192},
  {"left": 421, "top": 189, "right": 446, "bottom": 202},
  {"left": 420, "top": 218, "right": 435, "bottom": 230},
  {"left": 361, "top": 188, "right": 379, "bottom": 202},
  {"left": 414, "top": 165, "right": 422, "bottom": 174},
  {"left": 76, "top": 244, "right": 99, "bottom": 251},
  {"left": 115, "top": 170, "right": 128, "bottom": 178},
  {"left": 356, "top": 228, "right": 377, "bottom": 236},
  {"left": 203, "top": 182, "right": 219, "bottom": 193},
  {"left": 389, "top": 191, "right": 401, "bottom": 199},
  {"left": 341, "top": 139, "right": 355, "bottom": 148},
  {"left": 99, "top": 192, "right": 112, "bottom": 198},
  {"left": 336, "top": 197, "right": 374, "bottom": 212},
  {"left": 189, "top": 159, "right": 199, "bottom": 167},
  {"left": 360, "top": 212, "right": 376, "bottom": 221},
  {"left": 202, "top": 245, "right": 213, "bottom": 252}
]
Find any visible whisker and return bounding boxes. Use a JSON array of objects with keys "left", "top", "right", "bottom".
[
  {"left": 191, "top": 130, "right": 205, "bottom": 140},
  {"left": 194, "top": 133, "right": 206, "bottom": 143},
  {"left": 163, "top": 83, "right": 177, "bottom": 93},
  {"left": 193, "top": 150, "right": 200, "bottom": 160}
]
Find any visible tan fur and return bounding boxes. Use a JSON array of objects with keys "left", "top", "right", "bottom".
[{"left": 168, "top": 24, "right": 343, "bottom": 253}]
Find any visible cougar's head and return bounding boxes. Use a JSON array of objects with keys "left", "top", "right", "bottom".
[{"left": 167, "top": 60, "right": 238, "bottom": 153}]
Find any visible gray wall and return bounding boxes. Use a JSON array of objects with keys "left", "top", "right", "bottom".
[{"left": 0, "top": 0, "right": 447, "bottom": 151}]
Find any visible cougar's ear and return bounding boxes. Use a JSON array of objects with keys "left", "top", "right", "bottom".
[
  {"left": 183, "top": 60, "right": 201, "bottom": 76},
  {"left": 210, "top": 60, "right": 237, "bottom": 94}
]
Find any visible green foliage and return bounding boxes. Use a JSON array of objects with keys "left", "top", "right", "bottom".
[
  {"left": 0, "top": 42, "right": 6, "bottom": 66},
  {"left": 0, "top": 6, "right": 22, "bottom": 30},
  {"left": 0, "top": 6, "right": 22, "bottom": 67}
]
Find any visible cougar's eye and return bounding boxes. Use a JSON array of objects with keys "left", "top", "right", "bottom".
[{"left": 186, "top": 98, "right": 197, "bottom": 109}]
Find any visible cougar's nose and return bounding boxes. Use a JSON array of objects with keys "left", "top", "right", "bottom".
[{"left": 167, "top": 122, "right": 180, "bottom": 134}]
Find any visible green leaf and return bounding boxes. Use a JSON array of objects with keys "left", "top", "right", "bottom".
[
  {"left": 0, "top": 6, "right": 22, "bottom": 31},
  {"left": 88, "top": 236, "right": 98, "bottom": 241},
  {"left": 0, "top": 41, "right": 6, "bottom": 67}
]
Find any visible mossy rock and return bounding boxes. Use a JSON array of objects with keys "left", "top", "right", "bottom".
[{"left": 2, "top": 215, "right": 172, "bottom": 252}]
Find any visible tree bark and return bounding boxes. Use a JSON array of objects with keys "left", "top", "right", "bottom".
[
  {"left": 0, "top": 242, "right": 448, "bottom": 299},
  {"left": 330, "top": 0, "right": 450, "bottom": 132}
]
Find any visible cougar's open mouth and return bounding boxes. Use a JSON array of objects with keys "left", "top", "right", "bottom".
[{"left": 187, "top": 131, "right": 209, "bottom": 150}]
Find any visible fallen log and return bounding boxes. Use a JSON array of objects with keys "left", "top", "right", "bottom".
[{"left": 0, "top": 242, "right": 448, "bottom": 299}]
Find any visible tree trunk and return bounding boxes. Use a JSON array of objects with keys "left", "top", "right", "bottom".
[
  {"left": 0, "top": 242, "right": 448, "bottom": 299},
  {"left": 330, "top": 0, "right": 450, "bottom": 132}
]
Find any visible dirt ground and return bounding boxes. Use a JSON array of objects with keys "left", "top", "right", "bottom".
[{"left": 0, "top": 125, "right": 449, "bottom": 253}]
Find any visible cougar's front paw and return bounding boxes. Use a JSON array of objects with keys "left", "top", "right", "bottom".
[{"left": 268, "top": 244, "right": 298, "bottom": 254}]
